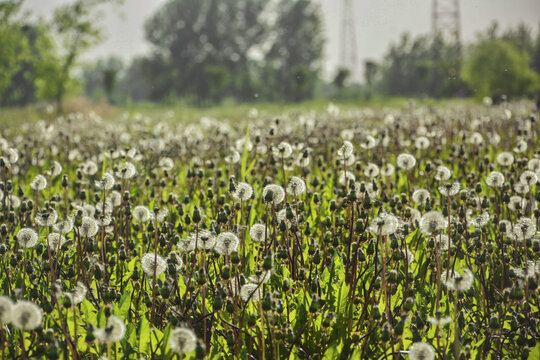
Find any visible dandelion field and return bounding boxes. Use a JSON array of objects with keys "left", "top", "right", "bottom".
[{"left": 0, "top": 101, "right": 539, "bottom": 360}]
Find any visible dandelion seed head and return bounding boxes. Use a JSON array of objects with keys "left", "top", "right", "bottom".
[
  {"left": 215, "top": 232, "right": 240, "bottom": 256},
  {"left": 141, "top": 253, "right": 167, "bottom": 277},
  {"left": 408, "top": 342, "right": 435, "bottom": 360},
  {"left": 133, "top": 206, "right": 151, "bottom": 222},
  {"left": 0, "top": 296, "right": 13, "bottom": 324},
  {"left": 11, "top": 301, "right": 42, "bottom": 331},
  {"left": 17, "top": 228, "right": 38, "bottom": 248},
  {"left": 249, "top": 224, "right": 267, "bottom": 243},
  {"left": 169, "top": 327, "right": 197, "bottom": 354},
  {"left": 240, "top": 283, "right": 262, "bottom": 302},
  {"left": 419, "top": 211, "right": 447, "bottom": 235},
  {"left": 94, "top": 315, "right": 125, "bottom": 343},
  {"left": 287, "top": 176, "right": 306, "bottom": 196},
  {"left": 397, "top": 153, "right": 416, "bottom": 171},
  {"left": 232, "top": 182, "right": 253, "bottom": 202},
  {"left": 30, "top": 175, "right": 47, "bottom": 191},
  {"left": 486, "top": 171, "right": 504, "bottom": 188}
]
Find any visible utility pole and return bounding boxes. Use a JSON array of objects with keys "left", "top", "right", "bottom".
[
  {"left": 432, "top": 0, "right": 461, "bottom": 55},
  {"left": 339, "top": 0, "right": 358, "bottom": 82}
]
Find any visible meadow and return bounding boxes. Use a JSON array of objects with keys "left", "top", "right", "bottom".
[{"left": 0, "top": 99, "right": 538, "bottom": 359}]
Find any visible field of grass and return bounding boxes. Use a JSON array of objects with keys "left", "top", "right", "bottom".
[{"left": 0, "top": 98, "right": 538, "bottom": 359}]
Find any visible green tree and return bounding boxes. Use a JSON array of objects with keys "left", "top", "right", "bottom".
[
  {"left": 83, "top": 57, "right": 123, "bottom": 103},
  {"left": 0, "top": 1, "right": 30, "bottom": 100},
  {"left": 50, "top": 0, "right": 122, "bottom": 113},
  {"left": 144, "top": 0, "right": 268, "bottom": 103},
  {"left": 462, "top": 40, "right": 539, "bottom": 97},
  {"left": 265, "top": 0, "right": 323, "bottom": 101}
]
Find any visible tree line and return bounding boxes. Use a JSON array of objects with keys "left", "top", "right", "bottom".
[{"left": 1, "top": 0, "right": 540, "bottom": 110}]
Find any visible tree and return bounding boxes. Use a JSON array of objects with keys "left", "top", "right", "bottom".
[
  {"left": 144, "top": 0, "right": 268, "bottom": 103},
  {"left": 142, "top": 0, "right": 323, "bottom": 103},
  {"left": 0, "top": 1, "right": 30, "bottom": 100},
  {"left": 83, "top": 57, "right": 123, "bottom": 103},
  {"left": 265, "top": 0, "right": 323, "bottom": 101},
  {"left": 50, "top": 0, "right": 122, "bottom": 113},
  {"left": 462, "top": 40, "right": 539, "bottom": 97}
]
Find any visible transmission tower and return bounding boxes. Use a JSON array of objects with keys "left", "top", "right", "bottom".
[
  {"left": 432, "top": 0, "right": 461, "bottom": 50},
  {"left": 339, "top": 0, "right": 358, "bottom": 82}
]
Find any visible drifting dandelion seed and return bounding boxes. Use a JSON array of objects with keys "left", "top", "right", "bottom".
[
  {"left": 17, "top": 228, "right": 38, "bottom": 248},
  {"left": 11, "top": 301, "right": 42, "bottom": 331},
  {"left": 141, "top": 253, "right": 167, "bottom": 277},
  {"left": 169, "top": 327, "right": 197, "bottom": 354},
  {"left": 94, "top": 315, "right": 125, "bottom": 343}
]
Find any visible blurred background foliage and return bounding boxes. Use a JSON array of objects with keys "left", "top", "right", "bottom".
[{"left": 1, "top": 0, "right": 540, "bottom": 112}]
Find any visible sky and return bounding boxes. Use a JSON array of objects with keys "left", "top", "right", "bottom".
[{"left": 24, "top": 0, "right": 540, "bottom": 81}]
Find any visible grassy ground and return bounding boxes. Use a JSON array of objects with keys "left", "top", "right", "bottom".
[{"left": 0, "top": 96, "right": 477, "bottom": 127}]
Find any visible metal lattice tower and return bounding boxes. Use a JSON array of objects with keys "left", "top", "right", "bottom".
[
  {"left": 432, "top": 0, "right": 461, "bottom": 48},
  {"left": 339, "top": 0, "right": 358, "bottom": 82}
]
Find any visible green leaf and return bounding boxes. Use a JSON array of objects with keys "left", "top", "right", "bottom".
[
  {"left": 240, "top": 125, "right": 249, "bottom": 180},
  {"left": 138, "top": 316, "right": 151, "bottom": 354}
]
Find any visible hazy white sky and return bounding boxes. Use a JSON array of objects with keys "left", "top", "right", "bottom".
[{"left": 24, "top": 0, "right": 540, "bottom": 81}]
